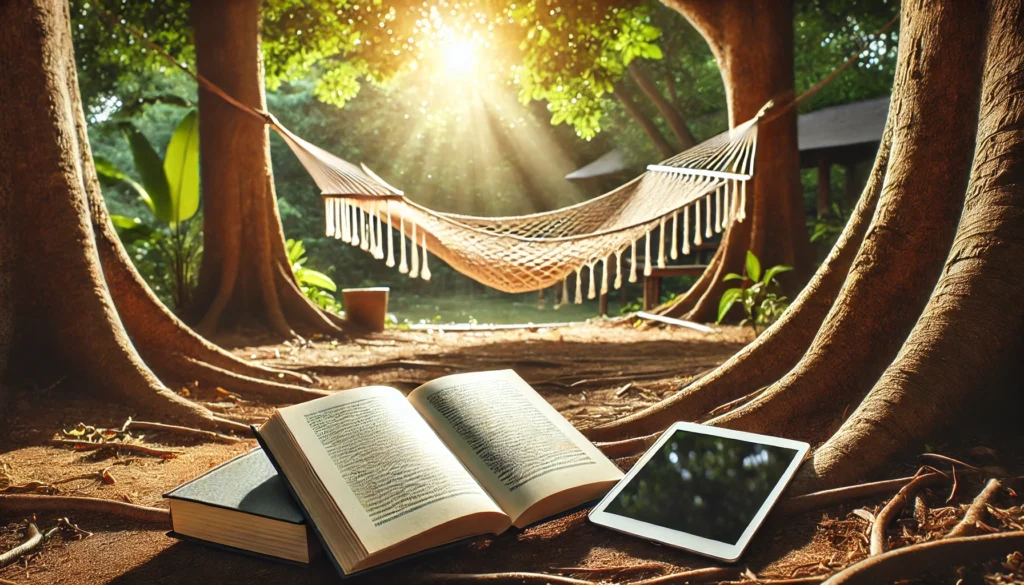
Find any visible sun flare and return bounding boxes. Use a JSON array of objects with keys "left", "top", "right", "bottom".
[{"left": 442, "top": 39, "right": 478, "bottom": 75}]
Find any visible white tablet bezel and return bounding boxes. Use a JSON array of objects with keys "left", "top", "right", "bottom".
[{"left": 588, "top": 421, "right": 809, "bottom": 562}]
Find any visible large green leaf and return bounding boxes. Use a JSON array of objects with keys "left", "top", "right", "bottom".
[
  {"left": 745, "top": 250, "right": 762, "bottom": 283},
  {"left": 94, "top": 156, "right": 154, "bottom": 211},
  {"left": 121, "top": 124, "right": 173, "bottom": 223},
  {"left": 163, "top": 109, "right": 200, "bottom": 223},
  {"left": 297, "top": 268, "right": 337, "bottom": 292},
  {"left": 717, "top": 288, "right": 743, "bottom": 324}
]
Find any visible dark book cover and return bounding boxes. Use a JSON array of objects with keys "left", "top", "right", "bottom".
[{"left": 164, "top": 448, "right": 304, "bottom": 526}]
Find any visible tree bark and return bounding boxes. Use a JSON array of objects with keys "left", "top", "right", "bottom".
[
  {"left": 628, "top": 62, "right": 696, "bottom": 150},
  {"left": 0, "top": 0, "right": 244, "bottom": 432},
  {"left": 707, "top": 0, "right": 988, "bottom": 442},
  {"left": 612, "top": 82, "right": 676, "bottom": 159},
  {"left": 803, "top": 0, "right": 1024, "bottom": 488},
  {"left": 190, "top": 0, "right": 344, "bottom": 339},
  {"left": 655, "top": 0, "right": 813, "bottom": 322}
]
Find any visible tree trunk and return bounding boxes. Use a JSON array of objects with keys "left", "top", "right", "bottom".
[
  {"left": 612, "top": 82, "right": 677, "bottom": 159},
  {"left": 190, "top": 0, "right": 344, "bottom": 339},
  {"left": 803, "top": 0, "right": 1024, "bottom": 488},
  {"left": 707, "top": 0, "right": 988, "bottom": 441},
  {"left": 600, "top": 0, "right": 1024, "bottom": 496},
  {"left": 628, "top": 62, "right": 696, "bottom": 150},
  {"left": 655, "top": 0, "right": 813, "bottom": 322},
  {"left": 0, "top": 0, "right": 244, "bottom": 432},
  {"left": 588, "top": 124, "right": 892, "bottom": 441}
]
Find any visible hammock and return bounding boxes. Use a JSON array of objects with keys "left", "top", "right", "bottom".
[{"left": 270, "top": 109, "right": 763, "bottom": 300}]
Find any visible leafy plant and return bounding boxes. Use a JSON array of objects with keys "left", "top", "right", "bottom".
[
  {"left": 97, "top": 109, "right": 201, "bottom": 310},
  {"left": 808, "top": 202, "right": 852, "bottom": 250},
  {"left": 718, "top": 251, "right": 793, "bottom": 336},
  {"left": 286, "top": 239, "right": 341, "bottom": 313}
]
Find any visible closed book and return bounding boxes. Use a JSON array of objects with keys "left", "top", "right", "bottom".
[{"left": 164, "top": 448, "right": 317, "bottom": 564}]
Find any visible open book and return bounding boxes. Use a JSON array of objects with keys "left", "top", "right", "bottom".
[{"left": 256, "top": 369, "right": 623, "bottom": 576}]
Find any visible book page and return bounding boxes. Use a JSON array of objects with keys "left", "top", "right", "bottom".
[
  {"left": 277, "top": 386, "right": 507, "bottom": 553},
  {"left": 408, "top": 371, "right": 623, "bottom": 525}
]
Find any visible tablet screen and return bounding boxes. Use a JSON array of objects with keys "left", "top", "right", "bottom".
[{"left": 603, "top": 429, "right": 800, "bottom": 545}]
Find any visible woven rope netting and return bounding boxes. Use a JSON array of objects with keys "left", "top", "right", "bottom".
[{"left": 272, "top": 112, "right": 761, "bottom": 300}]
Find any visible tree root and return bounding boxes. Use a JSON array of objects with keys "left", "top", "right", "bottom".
[
  {"left": 548, "top": 563, "right": 668, "bottom": 577},
  {"left": 50, "top": 440, "right": 183, "bottom": 459},
  {"left": 629, "top": 566, "right": 741, "bottom": 584},
  {"left": 168, "top": 356, "right": 329, "bottom": 404},
  {"left": 417, "top": 572, "right": 596, "bottom": 584},
  {"left": 595, "top": 432, "right": 660, "bottom": 459},
  {"left": 947, "top": 479, "right": 1002, "bottom": 538},
  {"left": 124, "top": 420, "right": 240, "bottom": 444},
  {"left": 0, "top": 495, "right": 170, "bottom": 525},
  {"left": 0, "top": 523, "right": 44, "bottom": 568},
  {"left": 777, "top": 473, "right": 942, "bottom": 516},
  {"left": 821, "top": 532, "right": 1024, "bottom": 585},
  {"left": 870, "top": 472, "right": 944, "bottom": 555}
]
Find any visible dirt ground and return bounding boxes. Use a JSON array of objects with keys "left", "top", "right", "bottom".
[{"left": 1, "top": 323, "right": 1022, "bottom": 584}]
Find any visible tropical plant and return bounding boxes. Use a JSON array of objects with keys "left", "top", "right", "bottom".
[
  {"left": 286, "top": 238, "right": 341, "bottom": 313},
  {"left": 717, "top": 251, "right": 793, "bottom": 336},
  {"left": 808, "top": 202, "right": 852, "bottom": 250},
  {"left": 97, "top": 109, "right": 201, "bottom": 310}
]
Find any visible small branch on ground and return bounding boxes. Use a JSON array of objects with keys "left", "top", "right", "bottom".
[
  {"left": 629, "top": 566, "right": 742, "bottom": 584},
  {"left": 416, "top": 572, "right": 596, "bottom": 584},
  {"left": 820, "top": 532, "right": 1024, "bottom": 585},
  {"left": 595, "top": 432, "right": 660, "bottom": 458},
  {"left": 947, "top": 479, "right": 1003, "bottom": 538},
  {"left": 779, "top": 472, "right": 944, "bottom": 516},
  {"left": 0, "top": 523, "right": 44, "bottom": 568},
  {"left": 920, "top": 453, "right": 983, "bottom": 472},
  {"left": 0, "top": 495, "right": 170, "bottom": 526},
  {"left": 123, "top": 420, "right": 240, "bottom": 443},
  {"left": 549, "top": 562, "right": 667, "bottom": 575},
  {"left": 50, "top": 439, "right": 182, "bottom": 459},
  {"left": 870, "top": 473, "right": 945, "bottom": 555}
]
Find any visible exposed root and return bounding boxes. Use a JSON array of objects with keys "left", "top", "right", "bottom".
[
  {"left": 947, "top": 479, "right": 1003, "bottom": 538},
  {"left": 629, "top": 566, "right": 741, "bottom": 584},
  {"left": 417, "top": 572, "right": 596, "bottom": 584},
  {"left": 821, "top": 532, "right": 1024, "bottom": 585},
  {"left": 0, "top": 495, "right": 170, "bottom": 525},
  {"left": 168, "top": 356, "right": 329, "bottom": 404},
  {"left": 123, "top": 420, "right": 241, "bottom": 444},
  {"left": 595, "top": 432, "right": 660, "bottom": 459},
  {"left": 777, "top": 473, "right": 941, "bottom": 516},
  {"left": 50, "top": 439, "right": 183, "bottom": 459},
  {"left": 0, "top": 523, "right": 44, "bottom": 568},
  {"left": 870, "top": 472, "right": 944, "bottom": 555}
]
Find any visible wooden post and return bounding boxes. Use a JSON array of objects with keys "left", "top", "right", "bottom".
[
  {"left": 843, "top": 161, "right": 858, "bottom": 208},
  {"left": 599, "top": 291, "right": 609, "bottom": 316},
  {"left": 817, "top": 153, "right": 830, "bottom": 217},
  {"left": 643, "top": 275, "right": 662, "bottom": 310}
]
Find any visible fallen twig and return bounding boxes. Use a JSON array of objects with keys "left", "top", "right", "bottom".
[
  {"left": 417, "top": 572, "right": 595, "bottom": 584},
  {"left": 946, "top": 479, "right": 1002, "bottom": 538},
  {"left": 629, "top": 566, "right": 741, "bottom": 584},
  {"left": 0, "top": 523, "right": 42, "bottom": 568},
  {"left": 549, "top": 562, "right": 668, "bottom": 576},
  {"left": 919, "top": 453, "right": 983, "bottom": 472},
  {"left": 721, "top": 577, "right": 828, "bottom": 585},
  {"left": 123, "top": 420, "right": 240, "bottom": 444},
  {"left": 614, "top": 383, "right": 634, "bottom": 398},
  {"left": 870, "top": 473, "right": 944, "bottom": 555},
  {"left": 0, "top": 495, "right": 170, "bottom": 525},
  {"left": 778, "top": 473, "right": 943, "bottom": 516},
  {"left": 595, "top": 432, "right": 661, "bottom": 459},
  {"left": 706, "top": 388, "right": 765, "bottom": 418},
  {"left": 821, "top": 531, "right": 1024, "bottom": 585},
  {"left": 50, "top": 439, "right": 181, "bottom": 459}
]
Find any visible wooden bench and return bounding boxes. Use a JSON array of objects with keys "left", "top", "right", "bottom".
[{"left": 643, "top": 265, "right": 709, "bottom": 310}]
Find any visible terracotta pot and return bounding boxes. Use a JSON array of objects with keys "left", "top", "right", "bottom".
[{"left": 342, "top": 287, "right": 390, "bottom": 332}]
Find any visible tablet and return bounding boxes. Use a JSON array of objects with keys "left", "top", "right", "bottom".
[{"left": 589, "top": 422, "right": 809, "bottom": 562}]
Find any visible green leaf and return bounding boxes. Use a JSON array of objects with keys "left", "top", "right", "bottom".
[
  {"left": 763, "top": 265, "right": 794, "bottom": 285},
  {"left": 745, "top": 250, "right": 762, "bottom": 282},
  {"left": 297, "top": 268, "right": 337, "bottom": 292},
  {"left": 723, "top": 273, "right": 745, "bottom": 282},
  {"left": 163, "top": 109, "right": 200, "bottom": 223},
  {"left": 94, "top": 156, "right": 153, "bottom": 210},
  {"left": 109, "top": 214, "right": 142, "bottom": 230},
  {"left": 640, "top": 44, "right": 663, "bottom": 60},
  {"left": 717, "top": 288, "right": 742, "bottom": 323},
  {"left": 121, "top": 124, "right": 172, "bottom": 223}
]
